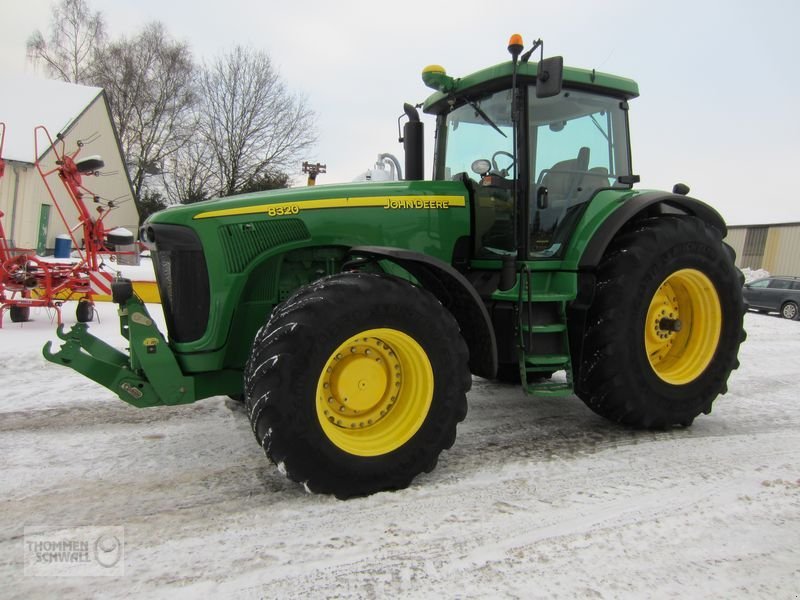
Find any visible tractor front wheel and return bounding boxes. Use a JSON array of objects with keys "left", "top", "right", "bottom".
[
  {"left": 578, "top": 216, "right": 745, "bottom": 428},
  {"left": 244, "top": 272, "right": 470, "bottom": 498}
]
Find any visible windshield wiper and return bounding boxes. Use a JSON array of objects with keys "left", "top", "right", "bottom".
[
  {"left": 465, "top": 98, "right": 507, "bottom": 138},
  {"left": 590, "top": 114, "right": 609, "bottom": 142}
]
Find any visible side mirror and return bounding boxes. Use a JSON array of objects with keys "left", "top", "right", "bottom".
[{"left": 536, "top": 56, "right": 563, "bottom": 98}]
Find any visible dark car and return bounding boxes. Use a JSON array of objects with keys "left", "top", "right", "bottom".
[{"left": 742, "top": 276, "right": 800, "bottom": 320}]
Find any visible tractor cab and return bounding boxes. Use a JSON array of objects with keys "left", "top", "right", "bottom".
[{"left": 422, "top": 47, "right": 638, "bottom": 262}]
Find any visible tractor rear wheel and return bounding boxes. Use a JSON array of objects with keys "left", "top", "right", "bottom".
[
  {"left": 244, "top": 272, "right": 470, "bottom": 498},
  {"left": 577, "top": 216, "right": 745, "bottom": 428}
]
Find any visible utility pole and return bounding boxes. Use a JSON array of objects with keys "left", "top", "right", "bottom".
[{"left": 302, "top": 161, "right": 326, "bottom": 186}]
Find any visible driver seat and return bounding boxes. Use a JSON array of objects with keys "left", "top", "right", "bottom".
[
  {"left": 533, "top": 147, "right": 591, "bottom": 237},
  {"left": 541, "top": 146, "right": 590, "bottom": 209}
]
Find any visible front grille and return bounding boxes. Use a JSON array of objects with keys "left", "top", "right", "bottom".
[
  {"left": 150, "top": 224, "right": 210, "bottom": 343},
  {"left": 218, "top": 219, "right": 310, "bottom": 272}
]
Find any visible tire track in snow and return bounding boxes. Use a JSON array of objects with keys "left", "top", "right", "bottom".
[{"left": 214, "top": 431, "right": 799, "bottom": 599}]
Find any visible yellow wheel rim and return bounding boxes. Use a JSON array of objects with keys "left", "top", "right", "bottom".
[
  {"left": 645, "top": 268, "right": 722, "bottom": 385},
  {"left": 316, "top": 328, "right": 433, "bottom": 456}
]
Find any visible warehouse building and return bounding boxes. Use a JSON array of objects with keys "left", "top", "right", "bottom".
[
  {"left": 726, "top": 222, "right": 800, "bottom": 277},
  {"left": 0, "top": 76, "right": 138, "bottom": 254}
]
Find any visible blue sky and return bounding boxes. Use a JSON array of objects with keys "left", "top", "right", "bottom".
[{"left": 2, "top": 0, "right": 798, "bottom": 225}]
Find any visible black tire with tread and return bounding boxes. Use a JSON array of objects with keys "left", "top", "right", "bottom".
[
  {"left": 76, "top": 299, "right": 94, "bottom": 323},
  {"left": 577, "top": 216, "right": 746, "bottom": 428},
  {"left": 9, "top": 305, "right": 30, "bottom": 323},
  {"left": 244, "top": 272, "right": 471, "bottom": 498}
]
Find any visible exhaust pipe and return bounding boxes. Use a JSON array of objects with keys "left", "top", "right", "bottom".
[{"left": 400, "top": 103, "right": 424, "bottom": 181}]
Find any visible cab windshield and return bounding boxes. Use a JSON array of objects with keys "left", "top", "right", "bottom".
[{"left": 441, "top": 89, "right": 514, "bottom": 182}]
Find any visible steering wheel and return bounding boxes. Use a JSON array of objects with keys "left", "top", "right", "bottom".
[{"left": 491, "top": 151, "right": 516, "bottom": 177}]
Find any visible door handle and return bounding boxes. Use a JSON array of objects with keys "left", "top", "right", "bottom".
[{"left": 536, "top": 186, "right": 549, "bottom": 209}]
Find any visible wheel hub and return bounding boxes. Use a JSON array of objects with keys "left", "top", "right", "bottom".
[
  {"left": 644, "top": 268, "right": 722, "bottom": 385},
  {"left": 319, "top": 338, "right": 401, "bottom": 428},
  {"left": 316, "top": 328, "right": 433, "bottom": 456},
  {"left": 658, "top": 317, "right": 682, "bottom": 332}
]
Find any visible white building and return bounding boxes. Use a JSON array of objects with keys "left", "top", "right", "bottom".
[
  {"left": 726, "top": 222, "right": 800, "bottom": 277},
  {"left": 0, "top": 76, "right": 138, "bottom": 254}
]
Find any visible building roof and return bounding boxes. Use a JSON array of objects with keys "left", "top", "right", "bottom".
[
  {"left": 0, "top": 75, "right": 103, "bottom": 163},
  {"left": 728, "top": 221, "right": 800, "bottom": 229}
]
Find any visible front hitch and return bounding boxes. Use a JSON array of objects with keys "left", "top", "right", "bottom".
[{"left": 43, "top": 278, "right": 196, "bottom": 407}]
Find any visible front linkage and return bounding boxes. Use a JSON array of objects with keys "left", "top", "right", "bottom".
[{"left": 42, "top": 278, "right": 236, "bottom": 408}]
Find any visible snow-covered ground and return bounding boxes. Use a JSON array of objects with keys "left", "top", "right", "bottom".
[{"left": 0, "top": 304, "right": 798, "bottom": 599}]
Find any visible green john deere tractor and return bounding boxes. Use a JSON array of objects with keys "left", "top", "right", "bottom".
[{"left": 44, "top": 36, "right": 745, "bottom": 498}]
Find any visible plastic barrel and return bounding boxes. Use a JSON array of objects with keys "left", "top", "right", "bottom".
[{"left": 54, "top": 234, "right": 72, "bottom": 258}]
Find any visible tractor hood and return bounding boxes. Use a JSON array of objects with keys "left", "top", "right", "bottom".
[
  {"left": 142, "top": 180, "right": 467, "bottom": 231},
  {"left": 138, "top": 177, "right": 471, "bottom": 366}
]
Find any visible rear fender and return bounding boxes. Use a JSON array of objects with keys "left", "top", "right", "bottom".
[{"left": 578, "top": 191, "right": 727, "bottom": 269}]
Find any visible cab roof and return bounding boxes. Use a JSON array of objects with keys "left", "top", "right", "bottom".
[{"left": 422, "top": 60, "right": 639, "bottom": 114}]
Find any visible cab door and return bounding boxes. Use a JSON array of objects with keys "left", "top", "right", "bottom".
[{"left": 527, "top": 89, "right": 630, "bottom": 258}]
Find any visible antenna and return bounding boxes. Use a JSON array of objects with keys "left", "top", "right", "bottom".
[{"left": 521, "top": 39, "right": 543, "bottom": 64}]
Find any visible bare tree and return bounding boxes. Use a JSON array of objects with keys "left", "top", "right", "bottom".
[
  {"left": 200, "top": 46, "right": 316, "bottom": 197},
  {"left": 160, "top": 136, "right": 215, "bottom": 204},
  {"left": 89, "top": 22, "right": 197, "bottom": 204},
  {"left": 27, "top": 0, "right": 106, "bottom": 83}
]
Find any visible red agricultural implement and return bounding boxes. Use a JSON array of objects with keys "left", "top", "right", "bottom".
[{"left": 0, "top": 125, "right": 120, "bottom": 327}]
